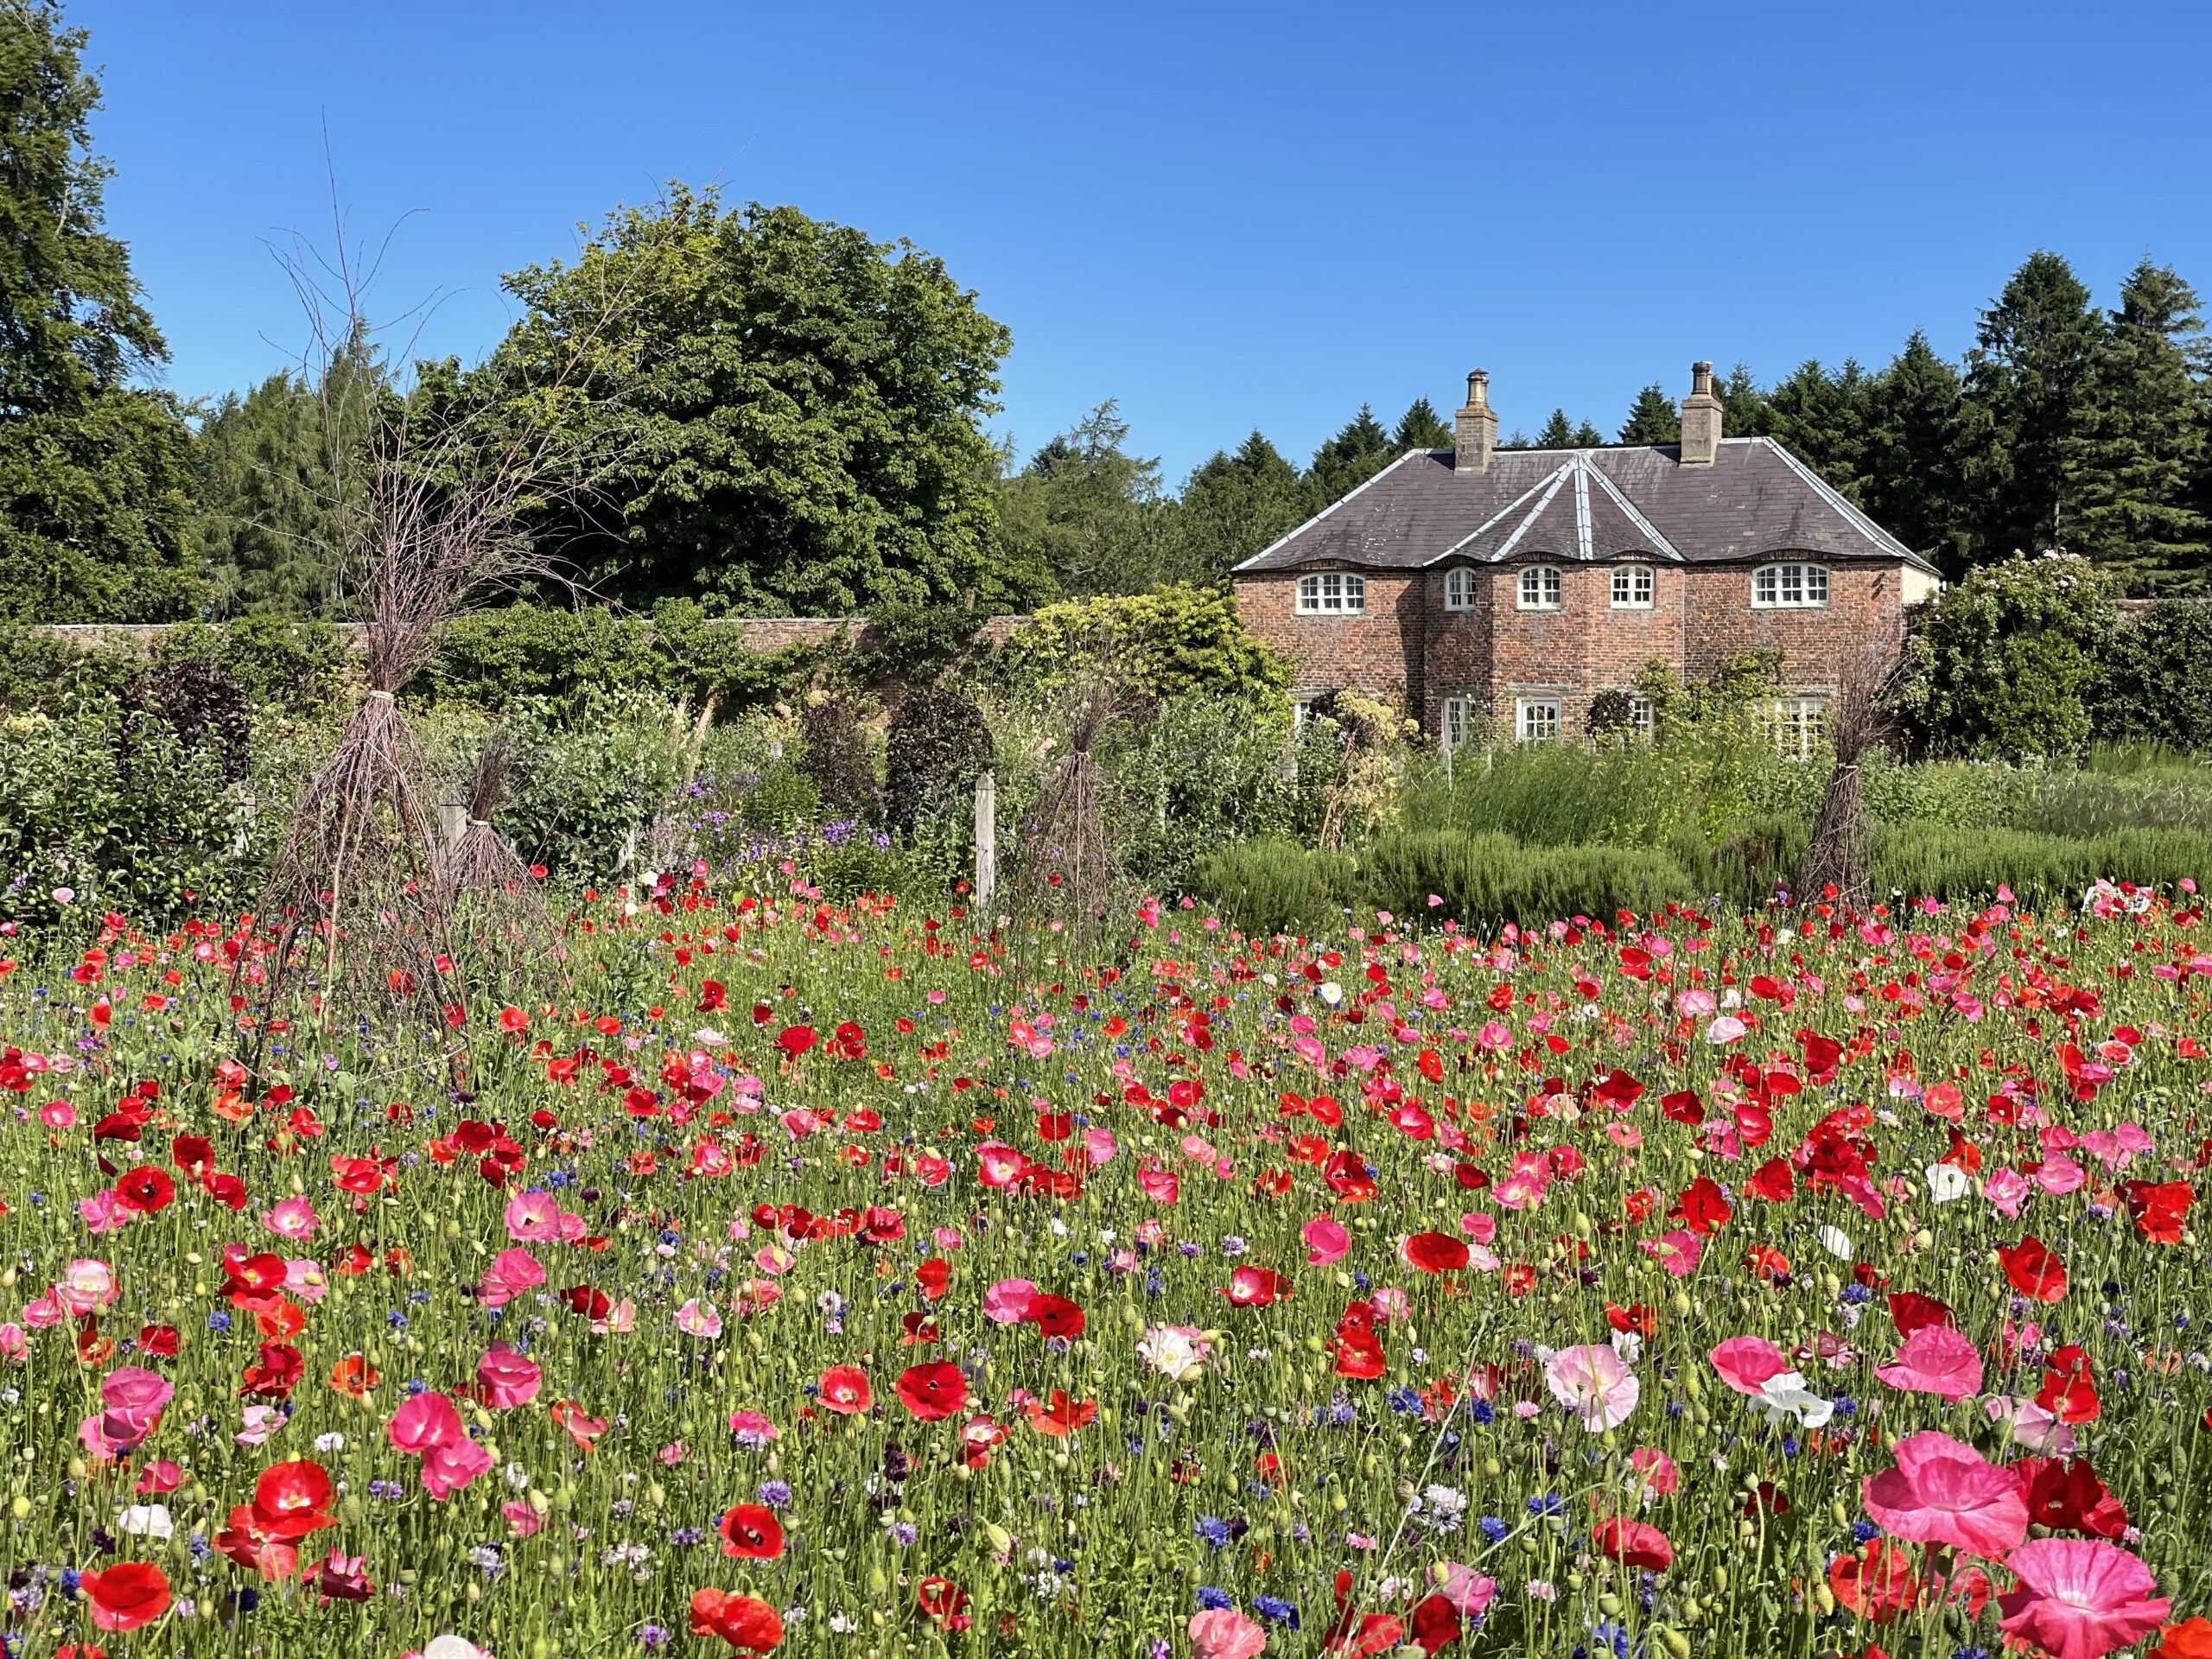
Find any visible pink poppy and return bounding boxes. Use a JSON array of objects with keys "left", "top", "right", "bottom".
[
  {"left": 503, "top": 1190, "right": 564, "bottom": 1243},
  {"left": 1544, "top": 1344, "right": 1640, "bottom": 1432},
  {"left": 478, "top": 1247, "right": 544, "bottom": 1308},
  {"left": 675, "top": 1298, "right": 723, "bottom": 1338},
  {"left": 1641, "top": 1229, "right": 1704, "bottom": 1277},
  {"left": 1435, "top": 1563, "right": 1498, "bottom": 1618},
  {"left": 1996, "top": 1540, "right": 2170, "bottom": 1659},
  {"left": 502, "top": 1499, "right": 543, "bottom": 1538},
  {"left": 420, "top": 1435, "right": 495, "bottom": 1501},
  {"left": 1709, "top": 1336, "right": 1789, "bottom": 1397},
  {"left": 1861, "top": 1430, "right": 2028, "bottom": 1559},
  {"left": 387, "top": 1390, "right": 465, "bottom": 1455},
  {"left": 1303, "top": 1217, "right": 1351, "bottom": 1265},
  {"left": 1630, "top": 1448, "right": 1679, "bottom": 1496},
  {"left": 260, "top": 1196, "right": 320, "bottom": 1240},
  {"left": 1875, "top": 1325, "right": 1984, "bottom": 1403},
  {"left": 474, "top": 1346, "right": 543, "bottom": 1409},
  {"left": 1188, "top": 1607, "right": 1268, "bottom": 1659},
  {"left": 982, "top": 1280, "right": 1038, "bottom": 1325},
  {"left": 1986, "top": 1395, "right": 2080, "bottom": 1457}
]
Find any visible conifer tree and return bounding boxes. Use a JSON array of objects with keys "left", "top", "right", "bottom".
[
  {"left": 2070, "top": 261, "right": 2209, "bottom": 590},
  {"left": 1174, "top": 432, "right": 1315, "bottom": 585},
  {"left": 1616, "top": 385, "right": 1680, "bottom": 445},
  {"left": 1535, "top": 409, "right": 1576, "bottom": 448},
  {"left": 1307, "top": 404, "right": 1395, "bottom": 505},
  {"left": 1390, "top": 397, "right": 1452, "bottom": 452},
  {"left": 1959, "top": 251, "right": 2106, "bottom": 559},
  {"left": 1863, "top": 330, "right": 1968, "bottom": 569}
]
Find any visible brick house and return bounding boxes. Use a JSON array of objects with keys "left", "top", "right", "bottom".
[{"left": 1232, "top": 364, "right": 1942, "bottom": 749}]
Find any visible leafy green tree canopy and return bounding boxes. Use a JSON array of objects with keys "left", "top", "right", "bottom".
[
  {"left": 483, "top": 188, "right": 1015, "bottom": 617},
  {"left": 0, "top": 1, "right": 199, "bottom": 621}
]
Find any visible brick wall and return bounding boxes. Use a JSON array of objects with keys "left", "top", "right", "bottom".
[
  {"left": 36, "top": 613, "right": 1030, "bottom": 658},
  {"left": 1236, "top": 556, "right": 1915, "bottom": 736},
  {"left": 1683, "top": 563, "right": 1906, "bottom": 691},
  {"left": 1235, "top": 571, "right": 1423, "bottom": 703}
]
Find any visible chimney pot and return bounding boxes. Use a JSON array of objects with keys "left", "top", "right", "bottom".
[
  {"left": 1455, "top": 369, "right": 1498, "bottom": 474},
  {"left": 1679, "top": 359, "right": 1722, "bottom": 466}
]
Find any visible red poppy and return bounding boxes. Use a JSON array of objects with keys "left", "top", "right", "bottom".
[
  {"left": 1027, "top": 1294, "right": 1085, "bottom": 1340},
  {"left": 1022, "top": 1389, "right": 1098, "bottom": 1438},
  {"left": 1660, "top": 1090, "right": 1706, "bottom": 1126},
  {"left": 563, "top": 1285, "right": 612, "bottom": 1321},
  {"left": 137, "top": 1324, "right": 180, "bottom": 1358},
  {"left": 1591, "top": 1517, "right": 1673, "bottom": 1571},
  {"left": 895, "top": 1362, "right": 969, "bottom": 1421},
  {"left": 1887, "top": 1292, "right": 1955, "bottom": 1338},
  {"left": 775, "top": 1025, "right": 818, "bottom": 1058},
  {"left": 718, "top": 1503, "right": 785, "bottom": 1560},
  {"left": 918, "top": 1577, "right": 973, "bottom": 1633},
  {"left": 819, "top": 1365, "right": 873, "bottom": 1414},
  {"left": 1998, "top": 1235, "right": 2068, "bottom": 1302},
  {"left": 2016, "top": 1456, "right": 2129, "bottom": 1539},
  {"left": 79, "top": 1562, "right": 171, "bottom": 1632},
  {"left": 1747, "top": 1158, "right": 1795, "bottom": 1202},
  {"left": 1669, "top": 1175, "right": 1732, "bottom": 1236},
  {"left": 251, "top": 1459, "right": 335, "bottom": 1539},
  {"left": 2122, "top": 1179, "right": 2193, "bottom": 1245},
  {"left": 1829, "top": 1540, "right": 1919, "bottom": 1624},
  {"left": 2036, "top": 1344, "right": 2101, "bottom": 1423},
  {"left": 914, "top": 1258, "right": 950, "bottom": 1300},
  {"left": 690, "top": 1588, "right": 785, "bottom": 1652},
  {"left": 1402, "top": 1232, "right": 1470, "bottom": 1274},
  {"left": 1408, "top": 1592, "right": 1462, "bottom": 1656},
  {"left": 1227, "top": 1267, "right": 1292, "bottom": 1307},
  {"left": 328, "top": 1354, "right": 379, "bottom": 1397},
  {"left": 238, "top": 1341, "right": 303, "bottom": 1400},
  {"left": 1324, "top": 1569, "right": 1405, "bottom": 1656},
  {"left": 111, "top": 1166, "right": 174, "bottom": 1214}
]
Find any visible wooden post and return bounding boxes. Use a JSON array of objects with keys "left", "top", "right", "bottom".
[
  {"left": 437, "top": 802, "right": 467, "bottom": 853},
  {"left": 974, "top": 770, "right": 997, "bottom": 910}
]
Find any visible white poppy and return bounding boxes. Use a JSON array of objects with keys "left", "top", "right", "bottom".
[{"left": 1926, "top": 1164, "right": 1972, "bottom": 1205}]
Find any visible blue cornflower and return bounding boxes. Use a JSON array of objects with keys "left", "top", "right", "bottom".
[
  {"left": 1592, "top": 1621, "right": 1631, "bottom": 1658},
  {"left": 1195, "top": 1516, "right": 1232, "bottom": 1549},
  {"left": 1479, "top": 1516, "right": 1509, "bottom": 1544},
  {"left": 207, "top": 1310, "right": 232, "bottom": 1333},
  {"left": 1527, "top": 1494, "right": 1566, "bottom": 1517},
  {"left": 1466, "top": 1400, "right": 1495, "bottom": 1427},
  {"left": 1195, "top": 1588, "right": 1233, "bottom": 1611},
  {"left": 1852, "top": 1520, "right": 1879, "bottom": 1544},
  {"left": 1253, "top": 1596, "right": 1300, "bottom": 1629},
  {"left": 1388, "top": 1386, "right": 1424, "bottom": 1415},
  {"left": 757, "top": 1480, "right": 792, "bottom": 1509}
]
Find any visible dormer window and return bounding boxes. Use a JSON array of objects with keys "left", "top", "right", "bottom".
[
  {"left": 1516, "top": 566, "right": 1563, "bottom": 611},
  {"left": 1443, "top": 569, "right": 1478, "bottom": 611},
  {"left": 1610, "top": 563, "right": 1655, "bottom": 608},
  {"left": 1296, "top": 572, "right": 1365, "bottom": 614},
  {"left": 1752, "top": 563, "right": 1829, "bottom": 608}
]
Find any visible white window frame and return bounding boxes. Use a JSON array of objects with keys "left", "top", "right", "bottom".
[
  {"left": 1765, "top": 696, "right": 1829, "bottom": 761},
  {"left": 1516, "top": 566, "right": 1563, "bottom": 611},
  {"left": 1515, "top": 697, "right": 1561, "bottom": 744},
  {"left": 1629, "top": 695, "right": 1654, "bottom": 739},
  {"left": 1751, "top": 563, "right": 1831, "bottom": 609},
  {"left": 1296, "top": 572, "right": 1367, "bottom": 615},
  {"left": 1440, "top": 693, "right": 1480, "bottom": 753},
  {"left": 1610, "top": 563, "right": 1656, "bottom": 609},
  {"left": 1442, "top": 568, "right": 1478, "bottom": 612}
]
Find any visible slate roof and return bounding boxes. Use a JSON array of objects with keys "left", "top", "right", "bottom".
[{"left": 1235, "top": 438, "right": 1937, "bottom": 575}]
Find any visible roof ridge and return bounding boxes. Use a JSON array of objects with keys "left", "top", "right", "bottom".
[
  {"left": 1581, "top": 456, "right": 1686, "bottom": 563},
  {"left": 1423, "top": 462, "right": 1570, "bottom": 564},
  {"left": 1753, "top": 436, "right": 1930, "bottom": 567},
  {"left": 1491, "top": 466, "right": 1575, "bottom": 562}
]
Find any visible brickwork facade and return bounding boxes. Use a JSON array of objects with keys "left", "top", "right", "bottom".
[{"left": 1236, "top": 553, "right": 1913, "bottom": 740}]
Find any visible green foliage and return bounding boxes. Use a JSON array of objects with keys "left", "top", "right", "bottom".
[
  {"left": 1307, "top": 404, "right": 1396, "bottom": 506},
  {"left": 1172, "top": 432, "right": 1315, "bottom": 588},
  {"left": 485, "top": 188, "right": 1015, "bottom": 616},
  {"left": 1389, "top": 398, "right": 1453, "bottom": 453},
  {"left": 2094, "top": 601, "right": 2212, "bottom": 754},
  {"left": 1616, "top": 385, "right": 1681, "bottom": 445},
  {"left": 0, "top": 707, "right": 244, "bottom": 925},
  {"left": 420, "top": 603, "right": 817, "bottom": 718},
  {"left": 855, "top": 599, "right": 982, "bottom": 684},
  {"left": 0, "top": 3, "right": 200, "bottom": 622},
  {"left": 1005, "top": 584, "right": 1294, "bottom": 702},
  {"left": 994, "top": 401, "right": 1173, "bottom": 599},
  {"left": 1110, "top": 696, "right": 1299, "bottom": 897},
  {"left": 0, "top": 626, "right": 137, "bottom": 713},
  {"left": 883, "top": 684, "right": 992, "bottom": 835},
  {"left": 1192, "top": 836, "right": 1354, "bottom": 938},
  {"left": 491, "top": 690, "right": 694, "bottom": 879},
  {"left": 1874, "top": 823, "right": 2212, "bottom": 906},
  {"left": 1362, "top": 830, "right": 1697, "bottom": 927},
  {"left": 1892, "top": 553, "right": 2122, "bottom": 759}
]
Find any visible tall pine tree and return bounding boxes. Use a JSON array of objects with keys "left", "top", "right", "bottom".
[
  {"left": 1863, "top": 330, "right": 1968, "bottom": 570},
  {"left": 1617, "top": 385, "right": 1680, "bottom": 445},
  {"left": 1390, "top": 397, "right": 1452, "bottom": 452},
  {"left": 1173, "top": 431, "right": 1316, "bottom": 586},
  {"left": 1764, "top": 359, "right": 1875, "bottom": 502},
  {"left": 2069, "top": 261, "right": 2209, "bottom": 590},
  {"left": 1307, "top": 404, "right": 1395, "bottom": 505},
  {"left": 1959, "top": 251, "right": 2105, "bottom": 560}
]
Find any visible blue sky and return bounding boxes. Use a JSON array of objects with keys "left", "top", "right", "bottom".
[{"left": 86, "top": 0, "right": 2212, "bottom": 483}]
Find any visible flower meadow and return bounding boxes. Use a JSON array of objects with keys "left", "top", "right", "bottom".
[{"left": 4, "top": 875, "right": 2212, "bottom": 1659}]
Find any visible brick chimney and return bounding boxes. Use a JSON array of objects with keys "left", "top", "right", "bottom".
[
  {"left": 1454, "top": 370, "right": 1497, "bottom": 474},
  {"left": 1679, "top": 360, "right": 1722, "bottom": 466}
]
